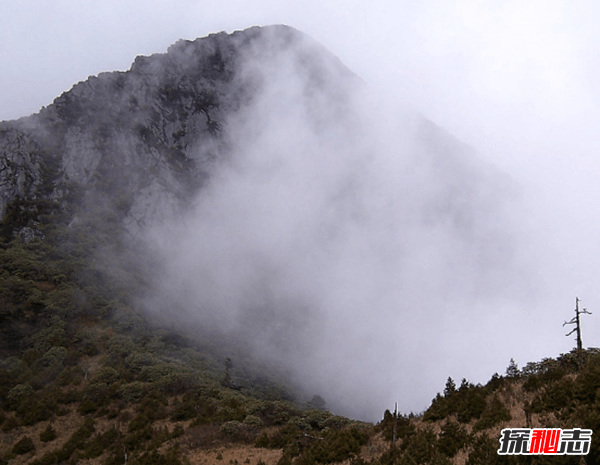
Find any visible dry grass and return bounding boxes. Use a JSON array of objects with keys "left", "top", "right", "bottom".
[
  {"left": 0, "top": 376, "right": 573, "bottom": 465},
  {"left": 0, "top": 407, "right": 80, "bottom": 464},
  {"left": 357, "top": 431, "right": 388, "bottom": 462},
  {"left": 0, "top": 404, "right": 285, "bottom": 465},
  {"left": 185, "top": 445, "right": 282, "bottom": 465}
]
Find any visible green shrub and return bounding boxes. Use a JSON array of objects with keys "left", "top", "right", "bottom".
[
  {"left": 129, "top": 412, "right": 153, "bottom": 432},
  {"left": 91, "top": 366, "right": 120, "bottom": 385},
  {"left": 119, "top": 381, "right": 148, "bottom": 402},
  {"left": 438, "top": 420, "right": 469, "bottom": 457},
  {"left": 125, "top": 352, "right": 156, "bottom": 373},
  {"left": 137, "top": 396, "right": 168, "bottom": 422},
  {"left": 82, "top": 380, "right": 116, "bottom": 406},
  {"left": 473, "top": 395, "right": 511, "bottom": 431},
  {"left": 170, "top": 397, "right": 200, "bottom": 421},
  {"left": 243, "top": 414, "right": 264, "bottom": 428},
  {"left": 1, "top": 414, "right": 20, "bottom": 432},
  {"left": 466, "top": 433, "right": 504, "bottom": 465},
  {"left": 17, "top": 395, "right": 56, "bottom": 425},
  {"left": 0, "top": 355, "right": 28, "bottom": 378},
  {"left": 107, "top": 335, "right": 135, "bottom": 358},
  {"left": 576, "top": 365, "right": 600, "bottom": 403},
  {"left": 303, "top": 410, "right": 330, "bottom": 430},
  {"left": 83, "top": 428, "right": 120, "bottom": 458},
  {"left": 255, "top": 424, "right": 299, "bottom": 449},
  {"left": 220, "top": 420, "right": 251, "bottom": 441},
  {"left": 39, "top": 346, "right": 68, "bottom": 368},
  {"left": 399, "top": 427, "right": 450, "bottom": 465},
  {"left": 6, "top": 383, "right": 34, "bottom": 410},
  {"left": 378, "top": 410, "right": 414, "bottom": 442},
  {"left": 61, "top": 416, "right": 95, "bottom": 456},
  {"left": 456, "top": 390, "right": 487, "bottom": 423},
  {"left": 12, "top": 435, "right": 35, "bottom": 455},
  {"left": 423, "top": 393, "right": 450, "bottom": 421},
  {"left": 261, "top": 400, "right": 298, "bottom": 425},
  {"left": 171, "top": 424, "right": 185, "bottom": 438},
  {"left": 296, "top": 425, "right": 369, "bottom": 464},
  {"left": 78, "top": 398, "right": 99, "bottom": 414},
  {"left": 154, "top": 372, "right": 193, "bottom": 394},
  {"left": 523, "top": 374, "right": 541, "bottom": 392},
  {"left": 72, "top": 329, "right": 100, "bottom": 356},
  {"left": 27, "top": 318, "right": 67, "bottom": 353},
  {"left": 542, "top": 377, "right": 576, "bottom": 412},
  {"left": 56, "top": 365, "right": 84, "bottom": 386},
  {"left": 40, "top": 423, "right": 57, "bottom": 442}
]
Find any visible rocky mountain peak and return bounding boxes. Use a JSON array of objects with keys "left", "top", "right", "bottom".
[{"left": 0, "top": 25, "right": 356, "bottom": 238}]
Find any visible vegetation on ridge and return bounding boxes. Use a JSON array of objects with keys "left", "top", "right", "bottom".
[
  {"left": 0, "top": 25, "right": 598, "bottom": 464},
  {"left": 2, "top": 198, "right": 600, "bottom": 465}
]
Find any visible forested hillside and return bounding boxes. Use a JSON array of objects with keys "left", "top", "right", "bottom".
[{"left": 1, "top": 24, "right": 595, "bottom": 465}]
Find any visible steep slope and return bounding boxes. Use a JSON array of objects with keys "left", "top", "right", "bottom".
[
  {"left": 0, "top": 25, "right": 356, "bottom": 238},
  {"left": 368, "top": 349, "right": 600, "bottom": 465},
  {"left": 0, "top": 23, "right": 523, "bottom": 433}
]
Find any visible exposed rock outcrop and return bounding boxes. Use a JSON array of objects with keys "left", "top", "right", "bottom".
[{"left": 0, "top": 25, "right": 353, "bottom": 238}]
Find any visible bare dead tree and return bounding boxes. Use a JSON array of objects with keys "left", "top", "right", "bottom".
[
  {"left": 564, "top": 297, "right": 592, "bottom": 352},
  {"left": 392, "top": 402, "right": 398, "bottom": 445}
]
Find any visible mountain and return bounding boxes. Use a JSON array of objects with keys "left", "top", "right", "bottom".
[
  {"left": 0, "top": 24, "right": 521, "bottom": 422},
  {"left": 0, "top": 24, "right": 551, "bottom": 464},
  {"left": 0, "top": 25, "right": 355, "bottom": 239}
]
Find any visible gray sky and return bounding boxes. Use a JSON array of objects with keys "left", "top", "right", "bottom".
[{"left": 3, "top": 0, "right": 600, "bottom": 415}]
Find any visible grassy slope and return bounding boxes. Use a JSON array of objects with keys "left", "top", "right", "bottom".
[
  {"left": 0, "top": 203, "right": 371, "bottom": 465},
  {"left": 2, "top": 201, "right": 600, "bottom": 465},
  {"left": 368, "top": 349, "right": 600, "bottom": 465}
]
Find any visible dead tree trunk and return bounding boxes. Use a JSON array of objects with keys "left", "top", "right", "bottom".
[{"left": 564, "top": 297, "right": 592, "bottom": 365}]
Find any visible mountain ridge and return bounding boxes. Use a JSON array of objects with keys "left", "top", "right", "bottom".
[
  {"left": 0, "top": 24, "right": 357, "bottom": 239},
  {"left": 0, "top": 23, "right": 531, "bottom": 421},
  {"left": 0, "top": 26, "right": 555, "bottom": 465}
]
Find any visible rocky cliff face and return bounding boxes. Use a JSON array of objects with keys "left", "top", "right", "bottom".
[{"left": 0, "top": 25, "right": 355, "bottom": 238}]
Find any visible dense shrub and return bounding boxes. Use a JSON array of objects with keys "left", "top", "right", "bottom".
[
  {"left": 5, "top": 383, "right": 34, "bottom": 410},
  {"left": 125, "top": 351, "right": 156, "bottom": 372},
  {"left": 119, "top": 381, "right": 148, "bottom": 402},
  {"left": 1, "top": 414, "right": 20, "bottom": 432},
  {"left": 259, "top": 400, "right": 299, "bottom": 426},
  {"left": 378, "top": 410, "right": 414, "bottom": 442},
  {"left": 72, "top": 329, "right": 100, "bottom": 356},
  {"left": 244, "top": 414, "right": 264, "bottom": 428},
  {"left": 220, "top": 420, "right": 246, "bottom": 439},
  {"left": 17, "top": 395, "right": 56, "bottom": 425},
  {"left": 39, "top": 346, "right": 68, "bottom": 368},
  {"left": 576, "top": 364, "right": 600, "bottom": 403},
  {"left": 466, "top": 433, "right": 504, "bottom": 465},
  {"left": 107, "top": 335, "right": 136, "bottom": 359},
  {"left": 292, "top": 425, "right": 369, "bottom": 465},
  {"left": 473, "top": 395, "right": 511, "bottom": 431},
  {"left": 399, "top": 427, "right": 451, "bottom": 465},
  {"left": 83, "top": 427, "right": 121, "bottom": 458},
  {"left": 456, "top": 389, "right": 487, "bottom": 423},
  {"left": 438, "top": 420, "right": 470, "bottom": 457},
  {"left": 255, "top": 423, "right": 300, "bottom": 449},
  {"left": 12, "top": 435, "right": 35, "bottom": 455},
  {"left": 40, "top": 423, "right": 58, "bottom": 442},
  {"left": 91, "top": 366, "right": 120, "bottom": 384}
]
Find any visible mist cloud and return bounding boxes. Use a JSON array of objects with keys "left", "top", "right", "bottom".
[
  {"left": 2, "top": 0, "right": 599, "bottom": 424},
  {"left": 139, "top": 30, "right": 532, "bottom": 420}
]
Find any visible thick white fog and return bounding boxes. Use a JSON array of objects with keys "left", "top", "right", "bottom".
[
  {"left": 139, "top": 32, "right": 535, "bottom": 420},
  {"left": 3, "top": 1, "right": 600, "bottom": 420}
]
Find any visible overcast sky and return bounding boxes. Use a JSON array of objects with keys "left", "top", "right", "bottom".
[{"left": 2, "top": 0, "right": 600, "bottom": 413}]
